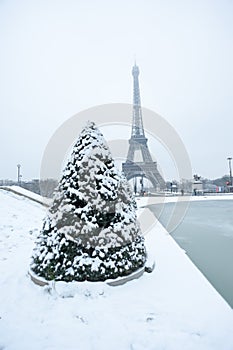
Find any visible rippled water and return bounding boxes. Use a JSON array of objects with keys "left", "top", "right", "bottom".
[{"left": 148, "top": 200, "right": 233, "bottom": 308}]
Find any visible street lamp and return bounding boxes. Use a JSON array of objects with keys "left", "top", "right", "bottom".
[
  {"left": 227, "top": 157, "right": 232, "bottom": 187},
  {"left": 17, "top": 164, "right": 22, "bottom": 185}
]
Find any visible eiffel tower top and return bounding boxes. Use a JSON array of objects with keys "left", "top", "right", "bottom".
[{"left": 131, "top": 63, "right": 145, "bottom": 138}]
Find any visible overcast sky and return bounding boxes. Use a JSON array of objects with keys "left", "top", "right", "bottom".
[{"left": 1, "top": 0, "right": 233, "bottom": 181}]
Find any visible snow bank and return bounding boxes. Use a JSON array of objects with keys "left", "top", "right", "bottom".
[
  {"left": 0, "top": 185, "right": 51, "bottom": 206},
  {"left": 0, "top": 190, "right": 233, "bottom": 350},
  {"left": 136, "top": 193, "right": 233, "bottom": 207}
]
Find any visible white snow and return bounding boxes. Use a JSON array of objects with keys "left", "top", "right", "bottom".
[
  {"left": 1, "top": 188, "right": 233, "bottom": 350},
  {"left": 0, "top": 185, "right": 51, "bottom": 206},
  {"left": 136, "top": 193, "right": 233, "bottom": 208}
]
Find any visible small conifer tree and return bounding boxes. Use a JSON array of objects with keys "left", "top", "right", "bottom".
[{"left": 31, "top": 122, "right": 146, "bottom": 282}]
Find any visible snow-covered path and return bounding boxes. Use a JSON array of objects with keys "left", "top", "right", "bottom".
[{"left": 1, "top": 189, "right": 233, "bottom": 350}]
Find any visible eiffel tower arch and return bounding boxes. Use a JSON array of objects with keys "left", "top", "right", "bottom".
[{"left": 122, "top": 63, "right": 165, "bottom": 191}]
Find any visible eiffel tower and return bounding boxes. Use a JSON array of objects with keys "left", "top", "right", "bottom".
[{"left": 122, "top": 63, "right": 165, "bottom": 191}]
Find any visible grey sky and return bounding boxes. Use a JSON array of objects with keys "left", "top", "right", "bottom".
[{"left": 1, "top": 0, "right": 233, "bottom": 181}]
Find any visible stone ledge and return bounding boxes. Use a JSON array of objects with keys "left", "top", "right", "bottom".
[{"left": 28, "top": 263, "right": 154, "bottom": 288}]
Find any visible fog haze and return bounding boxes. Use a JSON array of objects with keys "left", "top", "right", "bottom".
[{"left": 1, "top": 0, "right": 233, "bottom": 180}]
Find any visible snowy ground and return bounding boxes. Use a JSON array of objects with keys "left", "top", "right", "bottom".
[
  {"left": 1, "top": 188, "right": 233, "bottom": 350},
  {"left": 0, "top": 185, "right": 51, "bottom": 206}
]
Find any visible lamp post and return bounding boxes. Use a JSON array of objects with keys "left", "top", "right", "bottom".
[
  {"left": 134, "top": 177, "right": 137, "bottom": 195},
  {"left": 140, "top": 174, "right": 144, "bottom": 195},
  {"left": 227, "top": 157, "right": 232, "bottom": 187},
  {"left": 17, "top": 164, "right": 22, "bottom": 186}
]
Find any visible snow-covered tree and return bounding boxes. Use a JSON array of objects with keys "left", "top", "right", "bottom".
[{"left": 31, "top": 121, "right": 146, "bottom": 282}]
